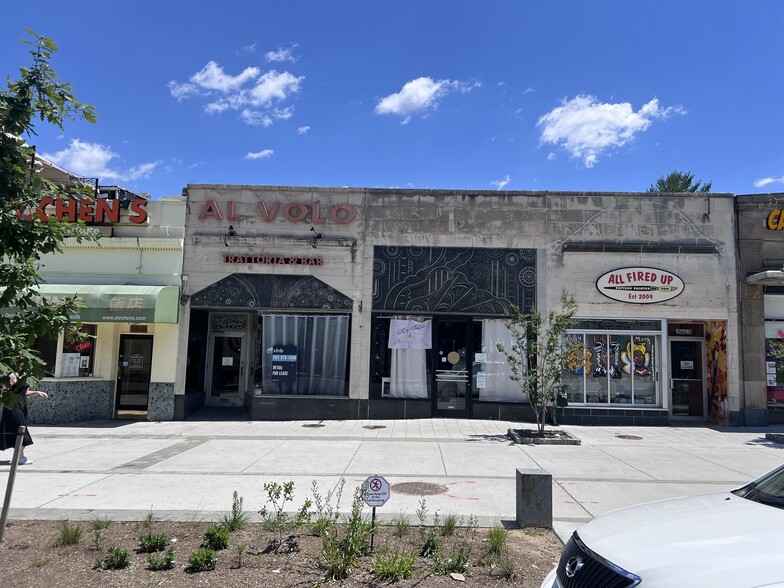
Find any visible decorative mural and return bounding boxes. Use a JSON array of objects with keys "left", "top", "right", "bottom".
[
  {"left": 372, "top": 246, "right": 536, "bottom": 314},
  {"left": 705, "top": 320, "right": 729, "bottom": 425},
  {"left": 191, "top": 274, "right": 353, "bottom": 311}
]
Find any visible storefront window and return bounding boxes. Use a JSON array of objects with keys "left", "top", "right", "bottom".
[
  {"left": 256, "top": 314, "right": 350, "bottom": 396},
  {"left": 60, "top": 324, "right": 97, "bottom": 377},
  {"left": 34, "top": 334, "right": 58, "bottom": 377},
  {"left": 765, "top": 338, "right": 784, "bottom": 408},
  {"left": 562, "top": 331, "right": 658, "bottom": 406}
]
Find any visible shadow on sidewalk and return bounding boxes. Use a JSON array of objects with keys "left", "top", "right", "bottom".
[{"left": 185, "top": 406, "right": 250, "bottom": 421}]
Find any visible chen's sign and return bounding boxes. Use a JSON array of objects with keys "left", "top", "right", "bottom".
[
  {"left": 596, "top": 267, "right": 684, "bottom": 304},
  {"left": 18, "top": 197, "right": 148, "bottom": 224}
]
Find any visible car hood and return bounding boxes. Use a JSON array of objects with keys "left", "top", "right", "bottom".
[{"left": 578, "top": 492, "right": 784, "bottom": 588}]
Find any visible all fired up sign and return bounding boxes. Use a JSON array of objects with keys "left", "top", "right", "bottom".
[{"left": 596, "top": 267, "right": 684, "bottom": 304}]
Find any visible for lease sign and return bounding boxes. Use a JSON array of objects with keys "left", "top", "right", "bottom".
[{"left": 596, "top": 267, "right": 684, "bottom": 304}]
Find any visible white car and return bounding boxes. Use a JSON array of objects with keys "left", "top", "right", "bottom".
[{"left": 541, "top": 463, "right": 784, "bottom": 587}]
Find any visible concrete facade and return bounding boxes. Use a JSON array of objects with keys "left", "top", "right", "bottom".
[{"left": 176, "top": 185, "right": 740, "bottom": 425}]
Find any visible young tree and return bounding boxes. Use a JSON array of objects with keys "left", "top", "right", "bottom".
[
  {"left": 647, "top": 170, "right": 712, "bottom": 193},
  {"left": 0, "top": 30, "right": 97, "bottom": 400},
  {"left": 496, "top": 290, "right": 577, "bottom": 435}
]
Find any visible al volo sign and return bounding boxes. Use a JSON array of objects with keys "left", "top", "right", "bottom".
[
  {"left": 596, "top": 267, "right": 684, "bottom": 304},
  {"left": 198, "top": 200, "right": 356, "bottom": 224}
]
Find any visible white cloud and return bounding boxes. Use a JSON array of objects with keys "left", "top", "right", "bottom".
[
  {"left": 248, "top": 70, "right": 303, "bottom": 106},
  {"left": 169, "top": 61, "right": 303, "bottom": 127},
  {"left": 242, "top": 41, "right": 258, "bottom": 53},
  {"left": 240, "top": 109, "right": 273, "bottom": 127},
  {"left": 375, "top": 76, "right": 479, "bottom": 123},
  {"left": 244, "top": 149, "right": 274, "bottom": 160},
  {"left": 266, "top": 45, "right": 298, "bottom": 63},
  {"left": 43, "top": 139, "right": 158, "bottom": 182},
  {"left": 490, "top": 175, "right": 511, "bottom": 189},
  {"left": 190, "top": 61, "right": 260, "bottom": 92},
  {"left": 297, "top": 126, "right": 310, "bottom": 135},
  {"left": 536, "top": 94, "right": 685, "bottom": 167},
  {"left": 523, "top": 88, "right": 534, "bottom": 95},
  {"left": 547, "top": 152, "right": 557, "bottom": 161},
  {"left": 754, "top": 176, "right": 784, "bottom": 188}
]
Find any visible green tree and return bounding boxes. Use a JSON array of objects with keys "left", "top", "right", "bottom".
[
  {"left": 496, "top": 290, "right": 578, "bottom": 435},
  {"left": 648, "top": 170, "right": 712, "bottom": 193},
  {"left": 0, "top": 30, "right": 97, "bottom": 400}
]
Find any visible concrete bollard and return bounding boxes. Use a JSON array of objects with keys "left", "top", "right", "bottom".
[{"left": 516, "top": 468, "right": 552, "bottom": 528}]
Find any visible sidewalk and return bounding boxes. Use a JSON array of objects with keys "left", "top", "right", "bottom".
[{"left": 2, "top": 418, "right": 783, "bottom": 542}]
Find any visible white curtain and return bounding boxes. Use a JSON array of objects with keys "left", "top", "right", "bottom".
[
  {"left": 479, "top": 319, "right": 523, "bottom": 401},
  {"left": 388, "top": 318, "right": 430, "bottom": 398}
]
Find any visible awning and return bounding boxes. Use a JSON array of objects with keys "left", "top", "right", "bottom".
[
  {"left": 746, "top": 271, "right": 784, "bottom": 286},
  {"left": 35, "top": 285, "right": 179, "bottom": 323}
]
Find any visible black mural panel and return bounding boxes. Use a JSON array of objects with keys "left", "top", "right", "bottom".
[
  {"left": 372, "top": 246, "right": 536, "bottom": 314},
  {"left": 191, "top": 274, "right": 353, "bottom": 310}
]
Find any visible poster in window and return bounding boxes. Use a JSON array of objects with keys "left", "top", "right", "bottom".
[
  {"left": 61, "top": 353, "right": 80, "bottom": 377},
  {"left": 271, "top": 344, "right": 297, "bottom": 383}
]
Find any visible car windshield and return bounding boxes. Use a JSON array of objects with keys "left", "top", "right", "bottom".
[{"left": 733, "top": 465, "right": 784, "bottom": 509}]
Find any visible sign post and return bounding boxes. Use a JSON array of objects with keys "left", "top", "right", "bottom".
[{"left": 362, "top": 475, "right": 390, "bottom": 552}]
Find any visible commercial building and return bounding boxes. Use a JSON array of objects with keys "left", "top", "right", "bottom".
[
  {"left": 31, "top": 184, "right": 185, "bottom": 424},
  {"left": 175, "top": 185, "right": 740, "bottom": 425}
]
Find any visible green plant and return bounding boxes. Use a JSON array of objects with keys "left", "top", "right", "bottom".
[
  {"left": 30, "top": 557, "right": 50, "bottom": 568},
  {"left": 309, "top": 478, "right": 345, "bottom": 536},
  {"left": 416, "top": 497, "right": 428, "bottom": 526},
  {"left": 419, "top": 530, "right": 441, "bottom": 558},
  {"left": 259, "top": 481, "right": 312, "bottom": 551},
  {"left": 138, "top": 531, "right": 171, "bottom": 553},
  {"left": 496, "top": 289, "right": 577, "bottom": 434},
  {"left": 236, "top": 542, "right": 247, "bottom": 568},
  {"left": 390, "top": 514, "right": 410, "bottom": 538},
  {"left": 51, "top": 520, "right": 82, "bottom": 547},
  {"left": 222, "top": 490, "right": 249, "bottom": 532},
  {"left": 491, "top": 549, "right": 516, "bottom": 580},
  {"left": 94, "top": 546, "right": 132, "bottom": 570},
  {"left": 147, "top": 547, "right": 176, "bottom": 571},
  {"left": 141, "top": 509, "right": 156, "bottom": 529},
  {"left": 371, "top": 549, "right": 417, "bottom": 582},
  {"left": 202, "top": 524, "right": 230, "bottom": 550},
  {"left": 432, "top": 545, "right": 470, "bottom": 575},
  {"left": 440, "top": 513, "right": 460, "bottom": 536},
  {"left": 90, "top": 516, "right": 111, "bottom": 531},
  {"left": 318, "top": 487, "right": 372, "bottom": 580},
  {"left": 486, "top": 525, "right": 508, "bottom": 555},
  {"left": 186, "top": 547, "right": 216, "bottom": 573}
]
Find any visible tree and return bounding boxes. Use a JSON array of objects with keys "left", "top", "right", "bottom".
[
  {"left": 648, "top": 170, "right": 712, "bottom": 193},
  {"left": 496, "top": 290, "right": 578, "bottom": 435},
  {"left": 0, "top": 30, "right": 97, "bottom": 401}
]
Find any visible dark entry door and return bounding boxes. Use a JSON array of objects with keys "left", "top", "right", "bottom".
[
  {"left": 670, "top": 339, "right": 705, "bottom": 418},
  {"left": 116, "top": 335, "right": 153, "bottom": 412},
  {"left": 433, "top": 318, "right": 471, "bottom": 417}
]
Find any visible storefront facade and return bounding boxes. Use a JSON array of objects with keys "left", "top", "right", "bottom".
[
  {"left": 31, "top": 196, "right": 185, "bottom": 424},
  {"left": 175, "top": 185, "right": 740, "bottom": 425},
  {"left": 736, "top": 193, "right": 784, "bottom": 425}
]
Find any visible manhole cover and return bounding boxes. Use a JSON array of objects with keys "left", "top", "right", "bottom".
[
  {"left": 302, "top": 423, "right": 326, "bottom": 428},
  {"left": 363, "top": 425, "right": 387, "bottom": 430},
  {"left": 390, "top": 482, "right": 447, "bottom": 496},
  {"left": 616, "top": 434, "right": 643, "bottom": 440}
]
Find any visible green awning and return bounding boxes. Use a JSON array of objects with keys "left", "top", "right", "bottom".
[{"left": 36, "top": 284, "right": 179, "bottom": 324}]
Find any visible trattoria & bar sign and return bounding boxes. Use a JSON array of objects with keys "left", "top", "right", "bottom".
[{"left": 596, "top": 267, "right": 684, "bottom": 304}]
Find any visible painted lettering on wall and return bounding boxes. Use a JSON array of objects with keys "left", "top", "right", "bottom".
[
  {"left": 18, "top": 198, "right": 148, "bottom": 224},
  {"left": 223, "top": 255, "right": 324, "bottom": 266},
  {"left": 767, "top": 209, "right": 784, "bottom": 230},
  {"left": 198, "top": 200, "right": 356, "bottom": 224}
]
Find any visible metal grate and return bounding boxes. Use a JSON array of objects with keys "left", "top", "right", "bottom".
[
  {"left": 556, "top": 533, "right": 641, "bottom": 588},
  {"left": 615, "top": 435, "right": 643, "bottom": 440},
  {"left": 363, "top": 425, "right": 387, "bottom": 430},
  {"left": 390, "top": 482, "right": 446, "bottom": 496}
]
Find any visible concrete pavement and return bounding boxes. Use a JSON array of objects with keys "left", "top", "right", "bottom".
[{"left": 2, "top": 416, "right": 783, "bottom": 542}]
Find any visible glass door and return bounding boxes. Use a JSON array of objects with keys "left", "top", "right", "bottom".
[
  {"left": 116, "top": 335, "right": 153, "bottom": 413},
  {"left": 670, "top": 339, "right": 705, "bottom": 418},
  {"left": 207, "top": 331, "right": 246, "bottom": 407},
  {"left": 433, "top": 318, "right": 471, "bottom": 417}
]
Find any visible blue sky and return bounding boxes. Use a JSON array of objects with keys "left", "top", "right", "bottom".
[{"left": 2, "top": 2, "right": 782, "bottom": 198}]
